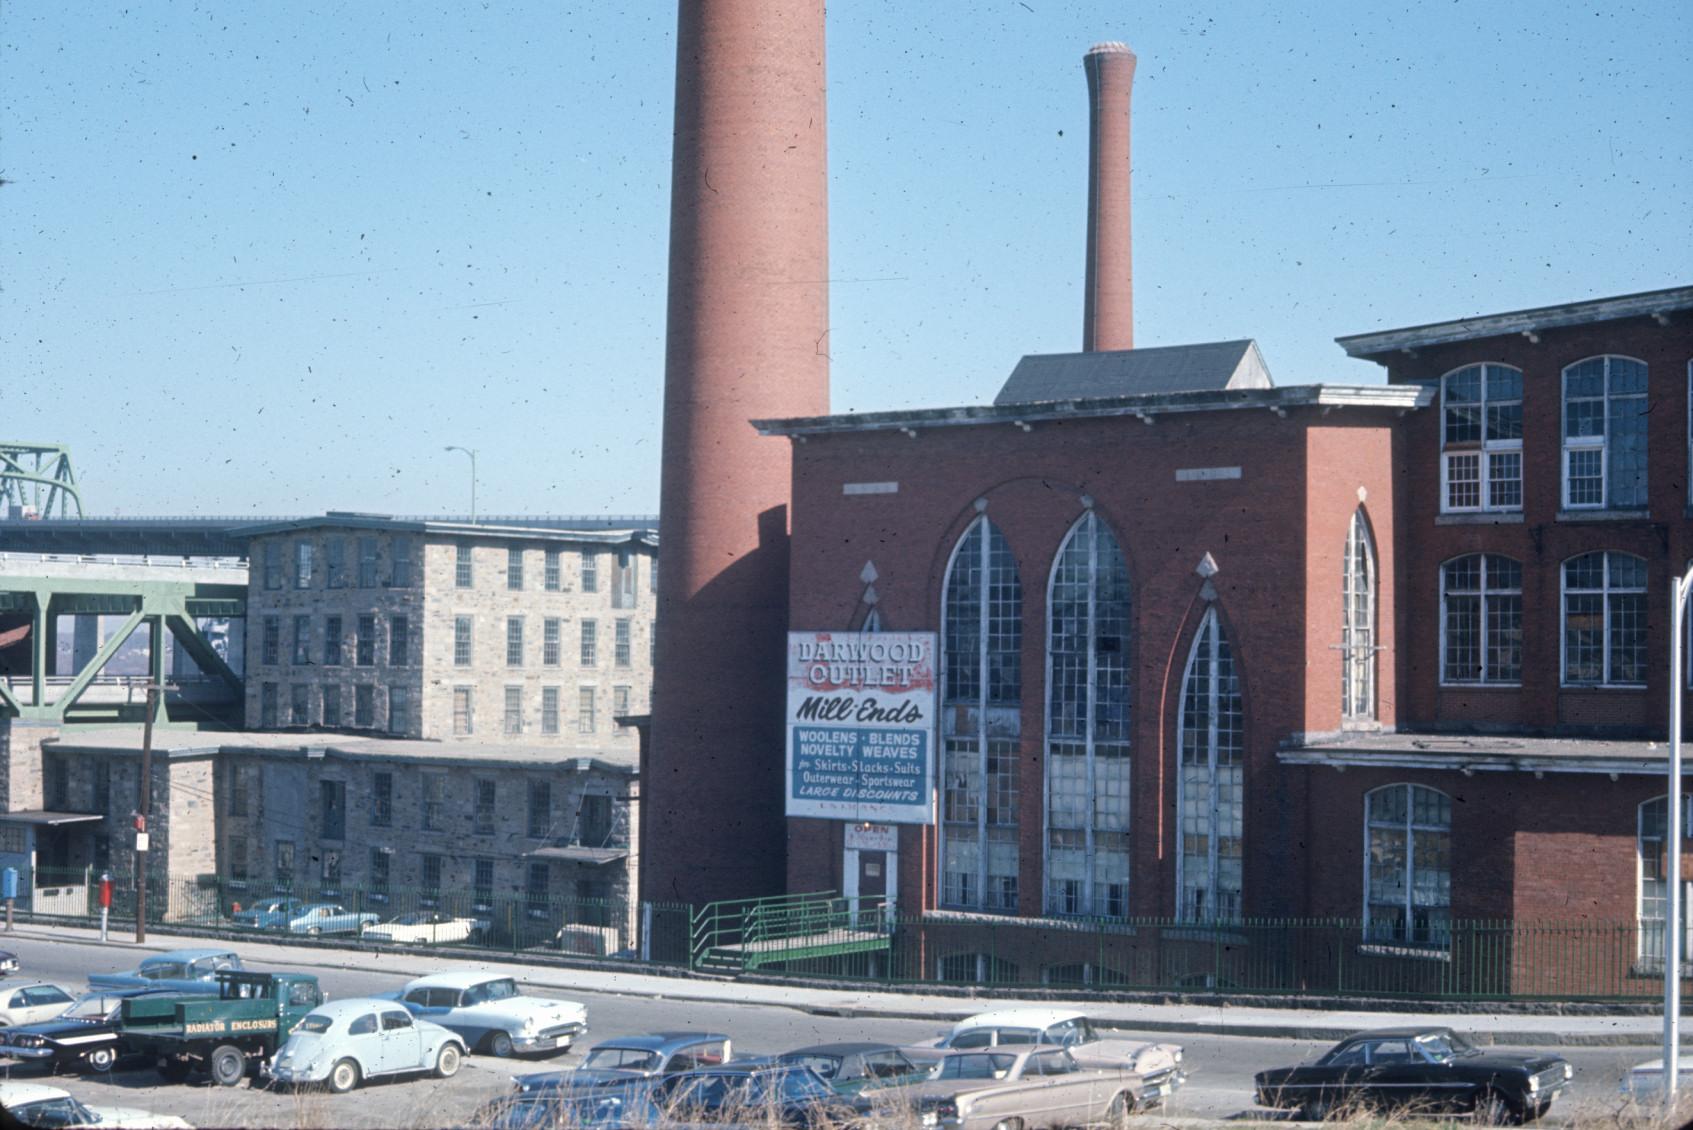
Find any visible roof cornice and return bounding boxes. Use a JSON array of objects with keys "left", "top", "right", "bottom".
[
  {"left": 754, "top": 384, "right": 1430, "bottom": 439},
  {"left": 1336, "top": 285, "right": 1693, "bottom": 360}
]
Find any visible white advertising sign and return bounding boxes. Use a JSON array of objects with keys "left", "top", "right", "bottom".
[{"left": 786, "top": 631, "right": 937, "bottom": 825}]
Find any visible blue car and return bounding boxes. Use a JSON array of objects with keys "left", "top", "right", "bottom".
[
  {"left": 87, "top": 949, "right": 243, "bottom": 994},
  {"left": 231, "top": 896, "right": 306, "bottom": 930}
]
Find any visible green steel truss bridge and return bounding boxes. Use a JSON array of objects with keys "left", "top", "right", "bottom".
[{"left": 0, "top": 442, "right": 82, "bottom": 519}]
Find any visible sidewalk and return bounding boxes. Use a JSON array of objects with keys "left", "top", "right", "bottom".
[{"left": 10, "top": 919, "right": 1668, "bottom": 1048}]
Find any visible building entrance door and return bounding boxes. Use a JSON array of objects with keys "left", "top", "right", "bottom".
[{"left": 843, "top": 823, "right": 897, "bottom": 930}]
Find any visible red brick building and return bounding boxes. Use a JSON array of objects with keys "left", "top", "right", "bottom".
[{"left": 753, "top": 286, "right": 1693, "bottom": 991}]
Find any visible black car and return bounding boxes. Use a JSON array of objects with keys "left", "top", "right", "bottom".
[
  {"left": 514, "top": 1031, "right": 732, "bottom": 1094},
  {"left": 1254, "top": 1027, "right": 1572, "bottom": 1123},
  {"left": 655, "top": 1063, "right": 859, "bottom": 1128},
  {"left": 0, "top": 989, "right": 177, "bottom": 1074},
  {"left": 773, "top": 1042, "right": 931, "bottom": 1096},
  {"left": 466, "top": 1082, "right": 670, "bottom": 1130}
]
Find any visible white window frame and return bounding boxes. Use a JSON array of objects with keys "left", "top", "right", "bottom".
[
  {"left": 1562, "top": 355, "right": 1649, "bottom": 511},
  {"left": 1638, "top": 794, "right": 1692, "bottom": 965},
  {"left": 1341, "top": 508, "right": 1377, "bottom": 724},
  {"left": 1559, "top": 551, "right": 1647, "bottom": 687},
  {"left": 1362, "top": 783, "right": 1451, "bottom": 947},
  {"left": 1439, "top": 364, "right": 1523, "bottom": 514},
  {"left": 1438, "top": 554, "right": 1524, "bottom": 686},
  {"left": 1175, "top": 608, "right": 1245, "bottom": 923},
  {"left": 1041, "top": 510, "right": 1131, "bottom": 920}
]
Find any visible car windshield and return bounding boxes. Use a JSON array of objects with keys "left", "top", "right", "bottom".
[
  {"left": 297, "top": 1014, "right": 334, "bottom": 1034},
  {"left": 393, "top": 913, "right": 429, "bottom": 925},
  {"left": 140, "top": 963, "right": 188, "bottom": 980},
  {"left": 15, "top": 1096, "right": 93, "bottom": 1125},
  {"left": 464, "top": 978, "right": 519, "bottom": 1005},
  {"left": 936, "top": 1053, "right": 1017, "bottom": 1080},
  {"left": 775, "top": 1069, "right": 830, "bottom": 1100},
  {"left": 584, "top": 1047, "right": 662, "bottom": 1071},
  {"left": 67, "top": 994, "right": 122, "bottom": 1020},
  {"left": 777, "top": 1053, "right": 842, "bottom": 1079},
  {"left": 1415, "top": 1032, "right": 1479, "bottom": 1062}
]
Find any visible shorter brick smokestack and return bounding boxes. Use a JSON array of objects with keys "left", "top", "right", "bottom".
[{"left": 1082, "top": 41, "right": 1136, "bottom": 352}]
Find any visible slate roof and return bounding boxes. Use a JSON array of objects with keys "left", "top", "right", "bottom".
[{"left": 993, "top": 340, "right": 1272, "bottom": 406}]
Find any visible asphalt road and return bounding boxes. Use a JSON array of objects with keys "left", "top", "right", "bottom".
[{"left": 0, "top": 934, "right": 1668, "bottom": 1128}]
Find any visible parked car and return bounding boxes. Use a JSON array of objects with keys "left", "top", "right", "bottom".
[
  {"left": 1620, "top": 1052, "right": 1693, "bottom": 1099},
  {"left": 285, "top": 902, "right": 381, "bottom": 936},
  {"left": 871, "top": 1046, "right": 1145, "bottom": 1130},
  {"left": 515, "top": 1031, "right": 731, "bottom": 1094},
  {"left": 0, "top": 989, "right": 180, "bottom": 1073},
  {"left": 0, "top": 948, "right": 18, "bottom": 975},
  {"left": 397, "top": 971, "right": 586, "bottom": 1057},
  {"left": 267, "top": 997, "right": 465, "bottom": 1093},
  {"left": 230, "top": 896, "right": 305, "bottom": 930},
  {"left": 1254, "top": 1027, "right": 1573, "bottom": 1123},
  {"left": 0, "top": 1080, "right": 192, "bottom": 1129},
  {"left": 655, "top": 1063, "right": 859, "bottom": 1127},
  {"left": 920, "top": 1007, "right": 1183, "bottom": 1108},
  {"left": 775, "top": 1041, "right": 932, "bottom": 1096},
  {"left": 361, "top": 911, "right": 484, "bottom": 945},
  {"left": 467, "top": 1082, "right": 671, "bottom": 1130},
  {"left": 0, "top": 979, "right": 77, "bottom": 1027},
  {"left": 88, "top": 949, "right": 243, "bottom": 994}
]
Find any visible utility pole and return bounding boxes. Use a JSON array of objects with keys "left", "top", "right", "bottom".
[{"left": 135, "top": 683, "right": 162, "bottom": 944}]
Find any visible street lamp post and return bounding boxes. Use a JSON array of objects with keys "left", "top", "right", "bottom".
[
  {"left": 1667, "top": 562, "right": 1693, "bottom": 1104},
  {"left": 445, "top": 446, "right": 478, "bottom": 524}
]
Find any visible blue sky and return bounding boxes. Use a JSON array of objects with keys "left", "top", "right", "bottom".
[{"left": 4, "top": 2, "right": 1689, "bottom": 518}]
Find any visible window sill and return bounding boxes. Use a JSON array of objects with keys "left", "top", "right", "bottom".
[
  {"left": 1435, "top": 512, "right": 1524, "bottom": 526},
  {"left": 1439, "top": 682, "right": 1522, "bottom": 691},
  {"left": 1560, "top": 683, "right": 1646, "bottom": 692},
  {"left": 1557, "top": 509, "right": 1651, "bottom": 523},
  {"left": 1358, "top": 942, "right": 1450, "bottom": 962},
  {"left": 225, "top": 880, "right": 248, "bottom": 891}
]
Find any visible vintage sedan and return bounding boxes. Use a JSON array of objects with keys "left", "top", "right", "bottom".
[
  {"left": 776, "top": 1041, "right": 932, "bottom": 1096},
  {"left": 0, "top": 948, "right": 18, "bottom": 975},
  {"left": 88, "top": 949, "right": 242, "bottom": 994},
  {"left": 921, "top": 1007, "right": 1183, "bottom": 1108},
  {"left": 230, "top": 896, "right": 306, "bottom": 930},
  {"left": 286, "top": 902, "right": 381, "bottom": 936},
  {"left": 0, "top": 1081, "right": 192, "bottom": 1128},
  {"left": 1620, "top": 1052, "right": 1693, "bottom": 1099},
  {"left": 655, "top": 1062, "right": 859, "bottom": 1127},
  {"left": 361, "top": 910, "right": 484, "bottom": 945},
  {"left": 468, "top": 1082, "right": 671, "bottom": 1130},
  {"left": 0, "top": 979, "right": 77, "bottom": 1027},
  {"left": 1254, "top": 1027, "right": 1573, "bottom": 1123},
  {"left": 514, "top": 1031, "right": 731, "bottom": 1093},
  {"left": 873, "top": 1046, "right": 1145, "bottom": 1130},
  {"left": 397, "top": 972, "right": 586, "bottom": 1057},
  {"left": 0, "top": 989, "right": 178, "bottom": 1073},
  {"left": 268, "top": 997, "right": 465, "bottom": 1093}
]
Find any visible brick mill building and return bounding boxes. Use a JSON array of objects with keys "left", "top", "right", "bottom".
[{"left": 639, "top": 2, "right": 1693, "bottom": 994}]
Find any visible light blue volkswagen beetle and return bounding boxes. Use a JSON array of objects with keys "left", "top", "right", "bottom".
[{"left": 267, "top": 997, "right": 465, "bottom": 1093}]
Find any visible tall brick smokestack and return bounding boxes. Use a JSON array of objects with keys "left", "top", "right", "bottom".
[
  {"left": 1082, "top": 41, "right": 1136, "bottom": 352},
  {"left": 645, "top": 0, "right": 830, "bottom": 907}
]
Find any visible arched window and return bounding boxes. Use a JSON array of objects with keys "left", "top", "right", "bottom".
[
  {"left": 1440, "top": 363, "right": 1523, "bottom": 512},
  {"left": 1342, "top": 509, "right": 1376, "bottom": 723},
  {"left": 1561, "top": 551, "right": 1647, "bottom": 686},
  {"left": 1639, "top": 796, "right": 1690, "bottom": 964},
  {"left": 1365, "top": 784, "right": 1451, "bottom": 945},
  {"left": 1563, "top": 356, "right": 1648, "bottom": 510},
  {"left": 940, "top": 517, "right": 1021, "bottom": 913},
  {"left": 1177, "top": 609, "right": 1244, "bottom": 922},
  {"left": 1440, "top": 554, "right": 1523, "bottom": 685},
  {"left": 1044, "top": 511, "right": 1131, "bottom": 918}
]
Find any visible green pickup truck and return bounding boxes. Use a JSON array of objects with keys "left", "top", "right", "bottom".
[{"left": 120, "top": 970, "right": 324, "bottom": 1086}]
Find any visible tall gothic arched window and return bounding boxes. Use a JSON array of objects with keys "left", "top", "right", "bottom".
[
  {"left": 1044, "top": 511, "right": 1131, "bottom": 918},
  {"left": 1342, "top": 508, "right": 1377, "bottom": 723},
  {"left": 940, "top": 516, "right": 1021, "bottom": 912},
  {"left": 1177, "top": 608, "right": 1244, "bottom": 922}
]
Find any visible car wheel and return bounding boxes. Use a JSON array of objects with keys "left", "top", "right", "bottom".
[
  {"left": 486, "top": 1030, "right": 515, "bottom": 1058},
  {"left": 329, "top": 1058, "right": 361, "bottom": 1094},
  {"left": 83, "top": 1046, "right": 117, "bottom": 1073},
  {"left": 209, "top": 1044, "right": 248, "bottom": 1087},
  {"left": 307, "top": 926, "right": 322, "bottom": 937},
  {"left": 1474, "top": 1090, "right": 1522, "bottom": 1126},
  {"left": 990, "top": 1120, "right": 1022, "bottom": 1130},
  {"left": 1106, "top": 1092, "right": 1134, "bottom": 1128},
  {"left": 435, "top": 1042, "right": 462, "bottom": 1078}
]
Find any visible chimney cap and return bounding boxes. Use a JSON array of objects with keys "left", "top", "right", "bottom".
[{"left": 1087, "top": 41, "right": 1136, "bottom": 56}]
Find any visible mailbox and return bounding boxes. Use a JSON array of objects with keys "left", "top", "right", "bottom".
[{"left": 1, "top": 867, "right": 16, "bottom": 900}]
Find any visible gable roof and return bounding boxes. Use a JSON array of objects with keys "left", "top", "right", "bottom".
[{"left": 994, "top": 340, "right": 1272, "bottom": 406}]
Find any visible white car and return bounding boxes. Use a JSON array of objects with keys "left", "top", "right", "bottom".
[
  {"left": 269, "top": 997, "right": 466, "bottom": 1093},
  {"left": 1620, "top": 1052, "right": 1693, "bottom": 1098},
  {"left": 0, "top": 1081, "right": 192, "bottom": 1128},
  {"left": 918, "top": 1007, "right": 1185, "bottom": 1108},
  {"left": 396, "top": 972, "right": 586, "bottom": 1057},
  {"left": 0, "top": 980, "right": 77, "bottom": 1027},
  {"left": 361, "top": 911, "right": 483, "bottom": 945}
]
